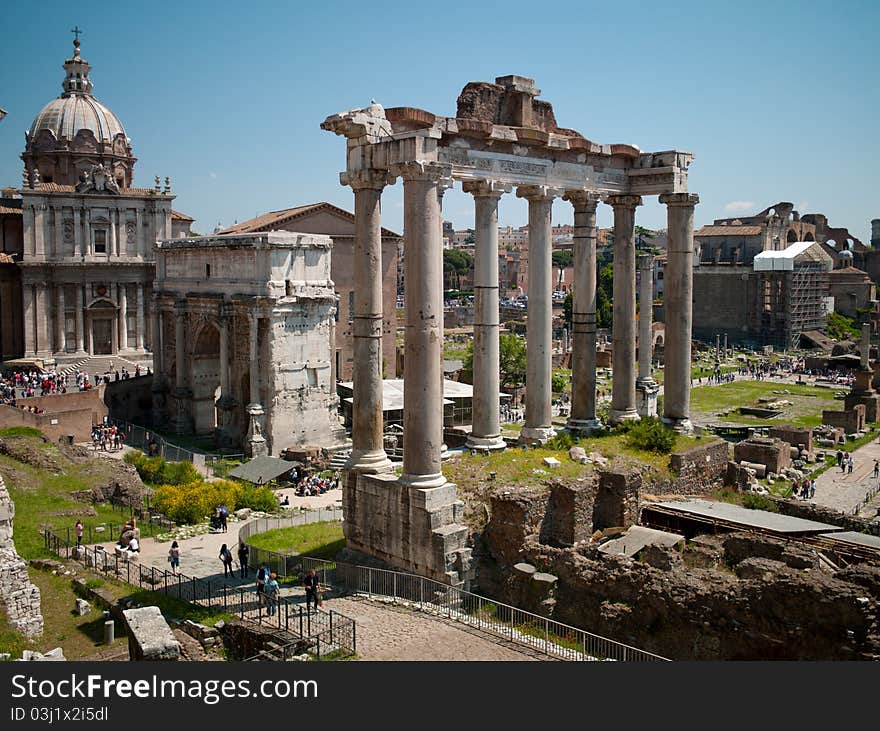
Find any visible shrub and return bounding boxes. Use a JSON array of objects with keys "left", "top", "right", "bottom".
[
  {"left": 124, "top": 453, "right": 200, "bottom": 486},
  {"left": 551, "top": 372, "right": 568, "bottom": 393},
  {"left": 624, "top": 417, "right": 676, "bottom": 453},
  {"left": 741, "top": 493, "right": 778, "bottom": 512},
  {"left": 0, "top": 426, "right": 43, "bottom": 438},
  {"left": 162, "top": 460, "right": 201, "bottom": 485},
  {"left": 544, "top": 432, "right": 576, "bottom": 451},
  {"left": 151, "top": 478, "right": 276, "bottom": 524}
]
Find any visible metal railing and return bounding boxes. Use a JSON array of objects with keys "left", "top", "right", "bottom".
[
  {"left": 43, "top": 529, "right": 355, "bottom": 660},
  {"left": 107, "top": 417, "right": 245, "bottom": 477},
  {"left": 237, "top": 519, "right": 666, "bottom": 661}
]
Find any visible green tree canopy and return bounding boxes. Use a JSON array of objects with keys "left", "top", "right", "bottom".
[{"left": 443, "top": 249, "right": 474, "bottom": 289}]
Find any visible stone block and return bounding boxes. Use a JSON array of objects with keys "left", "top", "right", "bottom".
[
  {"left": 569, "top": 446, "right": 588, "bottom": 464},
  {"left": 75, "top": 598, "right": 91, "bottom": 616},
  {"left": 123, "top": 606, "right": 180, "bottom": 661},
  {"left": 733, "top": 437, "right": 791, "bottom": 475},
  {"left": 542, "top": 457, "right": 561, "bottom": 469}
]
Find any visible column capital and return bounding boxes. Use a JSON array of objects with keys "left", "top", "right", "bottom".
[
  {"left": 605, "top": 194, "right": 643, "bottom": 210},
  {"left": 563, "top": 190, "right": 601, "bottom": 211},
  {"left": 637, "top": 252, "right": 654, "bottom": 271},
  {"left": 219, "top": 301, "right": 234, "bottom": 321},
  {"left": 462, "top": 180, "right": 511, "bottom": 198},
  {"left": 174, "top": 299, "right": 187, "bottom": 318},
  {"left": 516, "top": 185, "right": 563, "bottom": 202},
  {"left": 659, "top": 192, "right": 699, "bottom": 208},
  {"left": 340, "top": 168, "right": 395, "bottom": 190},
  {"left": 390, "top": 160, "right": 453, "bottom": 185}
]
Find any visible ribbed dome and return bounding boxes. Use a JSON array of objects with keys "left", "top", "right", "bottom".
[{"left": 29, "top": 93, "right": 127, "bottom": 145}]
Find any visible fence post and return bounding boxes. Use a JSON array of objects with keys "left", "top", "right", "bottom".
[
  {"left": 223, "top": 585, "right": 228, "bottom": 612},
  {"left": 393, "top": 572, "right": 397, "bottom": 601},
  {"left": 285, "top": 601, "right": 289, "bottom": 632},
  {"left": 299, "top": 607, "right": 303, "bottom": 637},
  {"left": 191, "top": 577, "right": 196, "bottom": 603},
  {"left": 329, "top": 611, "right": 334, "bottom": 644}
]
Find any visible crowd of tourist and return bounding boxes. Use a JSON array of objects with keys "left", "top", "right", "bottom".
[
  {"left": 1, "top": 368, "right": 72, "bottom": 404},
  {"left": 91, "top": 424, "right": 126, "bottom": 451},
  {"left": 294, "top": 471, "right": 340, "bottom": 497}
]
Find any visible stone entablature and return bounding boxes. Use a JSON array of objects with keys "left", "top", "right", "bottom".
[{"left": 153, "top": 232, "right": 344, "bottom": 455}]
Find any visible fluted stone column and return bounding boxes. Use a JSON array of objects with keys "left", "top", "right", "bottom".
[
  {"left": 170, "top": 302, "right": 194, "bottom": 434},
  {"left": 53, "top": 207, "right": 62, "bottom": 259},
  {"left": 517, "top": 185, "right": 563, "bottom": 444},
  {"left": 35, "top": 284, "right": 50, "bottom": 357},
  {"left": 607, "top": 195, "right": 642, "bottom": 424},
  {"left": 110, "top": 209, "right": 118, "bottom": 257},
  {"left": 564, "top": 191, "right": 601, "bottom": 433},
  {"left": 75, "top": 285, "right": 85, "bottom": 354},
  {"left": 135, "top": 208, "right": 143, "bottom": 258},
  {"left": 392, "top": 161, "right": 451, "bottom": 488},
  {"left": 660, "top": 192, "right": 699, "bottom": 432},
  {"left": 34, "top": 205, "right": 46, "bottom": 259},
  {"left": 464, "top": 180, "right": 510, "bottom": 451},
  {"left": 636, "top": 252, "right": 659, "bottom": 418},
  {"left": 136, "top": 282, "right": 144, "bottom": 351},
  {"left": 72, "top": 208, "right": 82, "bottom": 258},
  {"left": 55, "top": 285, "right": 66, "bottom": 354},
  {"left": 23, "top": 284, "right": 36, "bottom": 357},
  {"left": 174, "top": 307, "right": 187, "bottom": 392},
  {"left": 340, "top": 169, "right": 393, "bottom": 473},
  {"left": 118, "top": 284, "right": 128, "bottom": 351}
]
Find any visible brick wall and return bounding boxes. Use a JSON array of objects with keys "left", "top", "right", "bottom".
[
  {"left": 0, "top": 387, "right": 107, "bottom": 443},
  {"left": 822, "top": 405, "right": 865, "bottom": 433}
]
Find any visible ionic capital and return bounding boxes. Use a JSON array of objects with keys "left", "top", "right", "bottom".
[
  {"left": 605, "top": 194, "right": 643, "bottom": 210},
  {"left": 340, "top": 168, "right": 395, "bottom": 191},
  {"left": 659, "top": 192, "right": 700, "bottom": 208},
  {"left": 516, "top": 185, "right": 564, "bottom": 202},
  {"left": 462, "top": 180, "right": 512, "bottom": 199},
  {"left": 390, "top": 161, "right": 453, "bottom": 186},
  {"left": 563, "top": 189, "right": 601, "bottom": 212}
]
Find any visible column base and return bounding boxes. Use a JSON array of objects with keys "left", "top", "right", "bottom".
[
  {"left": 345, "top": 449, "right": 394, "bottom": 474},
  {"left": 398, "top": 471, "right": 447, "bottom": 489},
  {"left": 662, "top": 415, "right": 693, "bottom": 434},
  {"left": 518, "top": 425, "right": 557, "bottom": 446},
  {"left": 566, "top": 417, "right": 603, "bottom": 435},
  {"left": 637, "top": 381, "right": 659, "bottom": 419},
  {"left": 609, "top": 408, "right": 640, "bottom": 425},
  {"left": 246, "top": 435, "right": 269, "bottom": 458},
  {"left": 464, "top": 433, "right": 507, "bottom": 452}
]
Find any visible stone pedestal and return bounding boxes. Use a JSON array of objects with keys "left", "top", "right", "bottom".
[
  {"left": 169, "top": 387, "right": 193, "bottom": 435},
  {"left": 342, "top": 471, "right": 473, "bottom": 586},
  {"left": 245, "top": 403, "right": 268, "bottom": 458},
  {"left": 637, "top": 379, "right": 659, "bottom": 418}
]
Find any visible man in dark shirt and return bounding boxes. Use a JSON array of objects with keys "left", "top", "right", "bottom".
[{"left": 304, "top": 569, "right": 320, "bottom": 611}]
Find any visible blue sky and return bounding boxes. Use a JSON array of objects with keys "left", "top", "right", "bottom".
[{"left": 1, "top": 0, "right": 877, "bottom": 241}]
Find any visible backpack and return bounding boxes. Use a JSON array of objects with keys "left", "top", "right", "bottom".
[{"left": 257, "top": 567, "right": 266, "bottom": 582}]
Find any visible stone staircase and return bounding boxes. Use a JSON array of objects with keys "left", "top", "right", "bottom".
[
  {"left": 328, "top": 449, "right": 351, "bottom": 470},
  {"left": 59, "top": 354, "right": 145, "bottom": 377}
]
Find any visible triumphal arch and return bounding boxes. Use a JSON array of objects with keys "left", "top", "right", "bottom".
[{"left": 322, "top": 75, "right": 698, "bottom": 584}]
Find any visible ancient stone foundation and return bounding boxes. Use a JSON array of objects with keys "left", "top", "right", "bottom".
[
  {"left": 0, "top": 474, "right": 42, "bottom": 639},
  {"left": 824, "top": 404, "right": 866, "bottom": 433},
  {"left": 733, "top": 436, "right": 791, "bottom": 475},
  {"left": 342, "top": 471, "right": 473, "bottom": 585}
]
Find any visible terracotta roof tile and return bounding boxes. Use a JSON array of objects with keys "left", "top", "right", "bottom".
[
  {"left": 32, "top": 183, "right": 167, "bottom": 197},
  {"left": 219, "top": 201, "right": 401, "bottom": 238},
  {"left": 171, "top": 210, "right": 194, "bottom": 221},
  {"left": 696, "top": 225, "right": 763, "bottom": 237}
]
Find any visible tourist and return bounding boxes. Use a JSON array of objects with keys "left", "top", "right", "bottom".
[
  {"left": 237, "top": 543, "right": 250, "bottom": 578},
  {"left": 304, "top": 568, "right": 320, "bottom": 611},
  {"left": 75, "top": 519, "right": 83, "bottom": 546},
  {"left": 873, "top": 460, "right": 879, "bottom": 480},
  {"left": 218, "top": 504, "right": 229, "bottom": 533},
  {"left": 836, "top": 450, "right": 843, "bottom": 469},
  {"left": 264, "top": 572, "right": 280, "bottom": 616},
  {"left": 219, "top": 543, "right": 234, "bottom": 578},
  {"left": 256, "top": 563, "right": 269, "bottom": 600},
  {"left": 168, "top": 541, "right": 181, "bottom": 575},
  {"left": 810, "top": 479, "right": 816, "bottom": 499},
  {"left": 791, "top": 480, "right": 799, "bottom": 499},
  {"left": 848, "top": 456, "right": 854, "bottom": 475}
]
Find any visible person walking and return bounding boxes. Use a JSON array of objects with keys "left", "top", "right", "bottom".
[
  {"left": 836, "top": 450, "right": 843, "bottom": 469},
  {"left": 810, "top": 478, "right": 816, "bottom": 499},
  {"left": 848, "top": 456, "right": 854, "bottom": 475},
  {"left": 873, "top": 459, "right": 879, "bottom": 480},
  {"left": 237, "top": 543, "right": 250, "bottom": 578},
  {"left": 256, "top": 563, "right": 269, "bottom": 603},
  {"left": 304, "top": 568, "right": 320, "bottom": 612},
  {"left": 75, "top": 519, "right": 83, "bottom": 547},
  {"left": 168, "top": 541, "right": 181, "bottom": 575},
  {"left": 219, "top": 543, "right": 234, "bottom": 578},
  {"left": 264, "top": 572, "right": 280, "bottom": 616}
]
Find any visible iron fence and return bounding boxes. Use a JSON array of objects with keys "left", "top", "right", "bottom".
[{"left": 43, "top": 529, "right": 355, "bottom": 660}]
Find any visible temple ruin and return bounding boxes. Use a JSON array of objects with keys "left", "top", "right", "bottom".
[{"left": 322, "top": 75, "right": 698, "bottom": 583}]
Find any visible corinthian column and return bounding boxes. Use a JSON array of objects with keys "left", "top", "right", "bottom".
[
  {"left": 55, "top": 285, "right": 66, "bottom": 354},
  {"left": 340, "top": 169, "right": 394, "bottom": 473},
  {"left": 135, "top": 283, "right": 145, "bottom": 351},
  {"left": 564, "top": 190, "right": 601, "bottom": 433},
  {"left": 464, "top": 180, "right": 510, "bottom": 452},
  {"left": 660, "top": 192, "right": 699, "bottom": 432},
  {"left": 636, "top": 252, "right": 659, "bottom": 418},
  {"left": 118, "top": 284, "right": 128, "bottom": 351},
  {"left": 391, "top": 161, "right": 452, "bottom": 488},
  {"left": 517, "top": 185, "right": 563, "bottom": 444},
  {"left": 607, "top": 194, "right": 642, "bottom": 424}
]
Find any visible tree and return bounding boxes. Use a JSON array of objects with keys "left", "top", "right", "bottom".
[
  {"left": 563, "top": 291, "right": 573, "bottom": 330},
  {"left": 597, "top": 262, "right": 614, "bottom": 329},
  {"left": 635, "top": 226, "right": 660, "bottom": 255},
  {"left": 498, "top": 333, "right": 526, "bottom": 388},
  {"left": 552, "top": 250, "right": 573, "bottom": 269},
  {"left": 443, "top": 249, "right": 474, "bottom": 290}
]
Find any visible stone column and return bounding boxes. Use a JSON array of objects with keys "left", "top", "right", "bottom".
[
  {"left": 152, "top": 307, "right": 163, "bottom": 374},
  {"left": 340, "top": 169, "right": 394, "bottom": 473},
  {"left": 34, "top": 205, "right": 46, "bottom": 259},
  {"left": 118, "top": 210, "right": 126, "bottom": 257},
  {"left": 660, "top": 192, "right": 699, "bottom": 432},
  {"left": 170, "top": 301, "right": 193, "bottom": 434},
  {"left": 246, "top": 311, "right": 268, "bottom": 457},
  {"left": 464, "top": 180, "right": 510, "bottom": 451},
  {"left": 35, "top": 284, "right": 50, "bottom": 357},
  {"left": 75, "top": 285, "right": 85, "bottom": 354},
  {"left": 517, "top": 185, "right": 563, "bottom": 444},
  {"left": 607, "top": 194, "right": 642, "bottom": 424},
  {"left": 53, "top": 206, "right": 63, "bottom": 259},
  {"left": 636, "top": 252, "right": 659, "bottom": 418},
  {"left": 23, "top": 284, "right": 36, "bottom": 357},
  {"left": 55, "top": 285, "right": 66, "bottom": 354},
  {"left": 73, "top": 208, "right": 82, "bottom": 258},
  {"left": 110, "top": 209, "right": 118, "bottom": 257},
  {"left": 392, "top": 161, "right": 452, "bottom": 488},
  {"left": 136, "top": 283, "right": 145, "bottom": 350},
  {"left": 83, "top": 210, "right": 91, "bottom": 257},
  {"left": 219, "top": 312, "right": 231, "bottom": 398},
  {"left": 118, "top": 284, "right": 128, "bottom": 351},
  {"left": 135, "top": 208, "right": 143, "bottom": 258},
  {"left": 564, "top": 191, "right": 601, "bottom": 433}
]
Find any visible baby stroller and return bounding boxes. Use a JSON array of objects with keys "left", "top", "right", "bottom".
[{"left": 209, "top": 514, "right": 224, "bottom": 531}]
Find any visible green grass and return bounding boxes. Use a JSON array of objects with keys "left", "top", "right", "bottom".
[
  {"left": 246, "top": 521, "right": 344, "bottom": 561},
  {"left": 0, "top": 605, "right": 30, "bottom": 659},
  {"left": 0, "top": 426, "right": 44, "bottom": 438},
  {"left": 689, "top": 380, "right": 839, "bottom": 428}
]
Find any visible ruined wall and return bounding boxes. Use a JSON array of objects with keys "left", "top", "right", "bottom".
[
  {"left": 593, "top": 470, "right": 641, "bottom": 531},
  {"left": 104, "top": 375, "right": 153, "bottom": 425},
  {"left": 768, "top": 425, "right": 814, "bottom": 454},
  {"left": 823, "top": 405, "right": 865, "bottom": 433},
  {"left": 692, "top": 268, "right": 752, "bottom": 344},
  {"left": 651, "top": 440, "right": 730, "bottom": 495},
  {"left": 0, "top": 473, "right": 42, "bottom": 638},
  {"left": 540, "top": 478, "right": 597, "bottom": 548},
  {"left": 733, "top": 437, "right": 791, "bottom": 474},
  {"left": 0, "top": 401, "right": 100, "bottom": 444}
]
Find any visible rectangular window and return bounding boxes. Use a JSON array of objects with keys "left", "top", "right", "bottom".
[
  {"left": 307, "top": 368, "right": 318, "bottom": 387},
  {"left": 93, "top": 229, "right": 107, "bottom": 253},
  {"left": 206, "top": 263, "right": 211, "bottom": 278}
]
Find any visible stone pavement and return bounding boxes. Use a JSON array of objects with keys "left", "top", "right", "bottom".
[{"left": 812, "top": 439, "right": 880, "bottom": 517}]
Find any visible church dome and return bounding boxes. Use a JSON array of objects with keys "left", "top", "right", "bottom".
[{"left": 22, "top": 36, "right": 135, "bottom": 188}]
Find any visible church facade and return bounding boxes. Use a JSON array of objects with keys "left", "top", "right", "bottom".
[{"left": 4, "top": 37, "right": 191, "bottom": 365}]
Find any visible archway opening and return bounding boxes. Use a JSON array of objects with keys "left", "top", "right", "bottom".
[{"left": 191, "top": 323, "right": 221, "bottom": 435}]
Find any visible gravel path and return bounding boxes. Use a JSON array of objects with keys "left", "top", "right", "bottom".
[{"left": 325, "top": 596, "right": 538, "bottom": 661}]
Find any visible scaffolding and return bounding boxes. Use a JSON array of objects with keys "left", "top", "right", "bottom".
[{"left": 753, "top": 263, "right": 829, "bottom": 350}]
